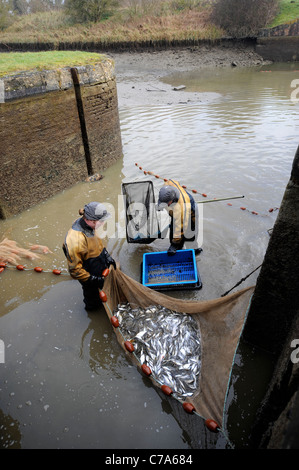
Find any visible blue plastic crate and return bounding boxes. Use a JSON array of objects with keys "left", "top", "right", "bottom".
[{"left": 142, "top": 249, "right": 202, "bottom": 291}]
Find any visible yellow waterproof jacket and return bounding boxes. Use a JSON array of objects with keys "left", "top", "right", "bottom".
[
  {"left": 164, "top": 179, "right": 196, "bottom": 245},
  {"left": 63, "top": 218, "right": 106, "bottom": 283}
]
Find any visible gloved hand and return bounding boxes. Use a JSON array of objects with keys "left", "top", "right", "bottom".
[
  {"left": 103, "top": 248, "right": 116, "bottom": 270},
  {"left": 167, "top": 244, "right": 177, "bottom": 256},
  {"left": 87, "top": 275, "right": 104, "bottom": 290}
]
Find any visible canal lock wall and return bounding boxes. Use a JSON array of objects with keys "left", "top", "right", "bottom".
[
  {"left": 0, "top": 57, "right": 122, "bottom": 219},
  {"left": 257, "top": 19, "right": 299, "bottom": 62}
]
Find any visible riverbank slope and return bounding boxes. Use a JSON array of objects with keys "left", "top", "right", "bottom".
[{"left": 108, "top": 41, "right": 271, "bottom": 106}]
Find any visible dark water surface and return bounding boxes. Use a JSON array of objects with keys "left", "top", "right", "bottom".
[{"left": 0, "top": 62, "right": 298, "bottom": 449}]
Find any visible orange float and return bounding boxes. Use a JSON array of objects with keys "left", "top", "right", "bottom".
[
  {"left": 99, "top": 291, "right": 107, "bottom": 302},
  {"left": 161, "top": 385, "right": 173, "bottom": 396},
  {"left": 182, "top": 402, "right": 195, "bottom": 414},
  {"left": 124, "top": 341, "right": 134, "bottom": 353},
  {"left": 205, "top": 419, "right": 220, "bottom": 433},
  {"left": 110, "top": 316, "right": 119, "bottom": 328},
  {"left": 34, "top": 267, "right": 43, "bottom": 273},
  {"left": 141, "top": 364, "right": 152, "bottom": 376},
  {"left": 102, "top": 268, "right": 109, "bottom": 278}
]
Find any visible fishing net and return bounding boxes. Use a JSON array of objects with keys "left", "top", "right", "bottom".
[
  {"left": 122, "top": 181, "right": 162, "bottom": 244},
  {"left": 103, "top": 267, "right": 254, "bottom": 431}
]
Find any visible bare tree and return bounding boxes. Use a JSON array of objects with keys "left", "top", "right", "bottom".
[{"left": 211, "top": 0, "right": 279, "bottom": 37}]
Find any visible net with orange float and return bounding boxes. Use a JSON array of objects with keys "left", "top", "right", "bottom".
[
  {"left": 98, "top": 264, "right": 254, "bottom": 443},
  {"left": 134, "top": 162, "right": 280, "bottom": 216}
]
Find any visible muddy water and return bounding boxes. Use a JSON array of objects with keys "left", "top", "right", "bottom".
[{"left": 1, "top": 62, "right": 298, "bottom": 450}]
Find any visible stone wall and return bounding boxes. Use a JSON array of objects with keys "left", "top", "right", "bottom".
[
  {"left": 259, "top": 19, "right": 299, "bottom": 38},
  {"left": 0, "top": 57, "right": 123, "bottom": 219}
]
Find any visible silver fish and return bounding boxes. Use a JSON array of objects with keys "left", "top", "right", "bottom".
[{"left": 113, "top": 303, "right": 201, "bottom": 398}]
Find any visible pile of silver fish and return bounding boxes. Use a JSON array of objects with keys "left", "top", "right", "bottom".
[{"left": 113, "top": 303, "right": 201, "bottom": 398}]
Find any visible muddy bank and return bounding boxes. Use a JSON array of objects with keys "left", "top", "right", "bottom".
[{"left": 107, "top": 42, "right": 271, "bottom": 106}]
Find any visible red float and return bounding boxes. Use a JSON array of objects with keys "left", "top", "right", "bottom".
[
  {"left": 102, "top": 268, "right": 109, "bottom": 278},
  {"left": 110, "top": 316, "right": 119, "bottom": 328},
  {"left": 0, "top": 267, "right": 5, "bottom": 273},
  {"left": 141, "top": 364, "right": 152, "bottom": 376},
  {"left": 99, "top": 291, "right": 107, "bottom": 302},
  {"left": 205, "top": 419, "right": 220, "bottom": 433},
  {"left": 161, "top": 385, "right": 173, "bottom": 396},
  {"left": 0, "top": 262, "right": 6, "bottom": 268},
  {"left": 16, "top": 265, "right": 25, "bottom": 270},
  {"left": 124, "top": 341, "right": 135, "bottom": 353},
  {"left": 52, "top": 269, "right": 61, "bottom": 275},
  {"left": 34, "top": 267, "right": 43, "bottom": 273},
  {"left": 182, "top": 402, "right": 195, "bottom": 414}
]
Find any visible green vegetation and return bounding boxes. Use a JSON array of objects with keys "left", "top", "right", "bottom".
[
  {"left": 0, "top": 51, "right": 105, "bottom": 76},
  {"left": 64, "top": 0, "right": 119, "bottom": 23},
  {"left": 0, "top": 2, "right": 224, "bottom": 45},
  {"left": 0, "top": 0, "right": 298, "bottom": 45},
  {"left": 269, "top": 0, "right": 299, "bottom": 26}
]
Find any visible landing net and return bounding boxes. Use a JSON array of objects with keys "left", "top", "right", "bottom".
[{"left": 103, "top": 267, "right": 254, "bottom": 434}]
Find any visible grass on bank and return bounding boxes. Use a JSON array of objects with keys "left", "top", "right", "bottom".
[
  {"left": 0, "top": 51, "right": 106, "bottom": 76},
  {"left": 269, "top": 0, "right": 299, "bottom": 26},
  {"left": 0, "top": 6, "right": 224, "bottom": 44},
  {"left": 0, "top": 0, "right": 298, "bottom": 46}
]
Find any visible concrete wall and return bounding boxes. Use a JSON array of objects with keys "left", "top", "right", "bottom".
[
  {"left": 236, "top": 146, "right": 299, "bottom": 448},
  {"left": 257, "top": 19, "right": 299, "bottom": 62},
  {"left": 256, "top": 36, "right": 299, "bottom": 62},
  {"left": 0, "top": 58, "right": 122, "bottom": 219}
]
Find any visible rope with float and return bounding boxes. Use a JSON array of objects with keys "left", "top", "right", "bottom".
[
  {"left": 134, "top": 163, "right": 280, "bottom": 216},
  {"left": 0, "top": 262, "right": 68, "bottom": 276}
]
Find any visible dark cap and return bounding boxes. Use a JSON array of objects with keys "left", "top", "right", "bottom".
[
  {"left": 157, "top": 186, "right": 179, "bottom": 210},
  {"left": 83, "top": 202, "right": 111, "bottom": 221}
]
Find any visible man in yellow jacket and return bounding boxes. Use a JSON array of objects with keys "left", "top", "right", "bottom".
[
  {"left": 63, "top": 201, "right": 116, "bottom": 310},
  {"left": 156, "top": 180, "right": 202, "bottom": 256}
]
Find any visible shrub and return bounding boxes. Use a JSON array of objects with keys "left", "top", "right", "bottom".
[
  {"left": 64, "top": 0, "right": 120, "bottom": 23},
  {"left": 211, "top": 0, "right": 279, "bottom": 37}
]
